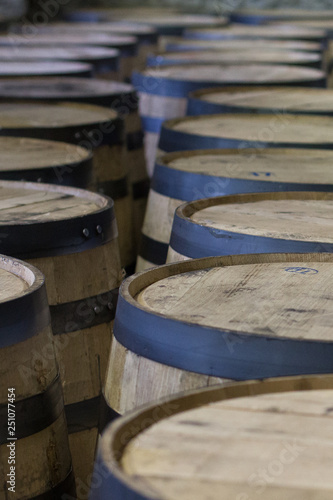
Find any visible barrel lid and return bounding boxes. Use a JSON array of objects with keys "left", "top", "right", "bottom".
[
  {"left": 190, "top": 86, "right": 333, "bottom": 113},
  {"left": 185, "top": 23, "right": 326, "bottom": 40},
  {"left": 0, "top": 77, "right": 137, "bottom": 109},
  {"left": 0, "top": 45, "right": 120, "bottom": 62},
  {"left": 0, "top": 258, "right": 34, "bottom": 303},
  {"left": 0, "top": 33, "right": 138, "bottom": 49},
  {"left": 149, "top": 49, "right": 321, "bottom": 66},
  {"left": 231, "top": 8, "right": 333, "bottom": 22},
  {"left": 160, "top": 114, "right": 333, "bottom": 152},
  {"left": 114, "top": 253, "right": 333, "bottom": 379},
  {"left": 171, "top": 193, "right": 333, "bottom": 259},
  {"left": 0, "top": 60, "right": 92, "bottom": 77},
  {"left": 24, "top": 21, "right": 158, "bottom": 38},
  {"left": 115, "top": 14, "right": 227, "bottom": 29},
  {"left": 134, "top": 65, "right": 325, "bottom": 98},
  {"left": 0, "top": 136, "right": 91, "bottom": 171},
  {"left": 0, "top": 180, "right": 117, "bottom": 258},
  {"left": 102, "top": 375, "right": 333, "bottom": 500},
  {"left": 164, "top": 38, "right": 322, "bottom": 52}
]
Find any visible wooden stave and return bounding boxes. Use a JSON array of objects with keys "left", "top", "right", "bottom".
[
  {"left": 137, "top": 148, "right": 333, "bottom": 271},
  {"left": 187, "top": 85, "right": 333, "bottom": 116},
  {"left": 0, "top": 180, "right": 122, "bottom": 493},
  {"left": 168, "top": 191, "right": 333, "bottom": 262},
  {"left": 0, "top": 254, "right": 75, "bottom": 498},
  {"left": 93, "top": 373, "right": 333, "bottom": 500},
  {"left": 0, "top": 135, "right": 93, "bottom": 189},
  {"left": 0, "top": 101, "right": 136, "bottom": 269},
  {"left": 0, "top": 78, "right": 148, "bottom": 262},
  {"left": 106, "top": 252, "right": 333, "bottom": 422}
]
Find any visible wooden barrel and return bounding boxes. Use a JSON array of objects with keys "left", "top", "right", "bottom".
[
  {"left": 0, "top": 254, "right": 75, "bottom": 498},
  {"left": 0, "top": 46, "right": 120, "bottom": 80},
  {"left": 230, "top": 8, "right": 333, "bottom": 25},
  {"left": 0, "top": 60, "right": 93, "bottom": 78},
  {"left": 0, "top": 33, "right": 138, "bottom": 81},
  {"left": 93, "top": 374, "right": 333, "bottom": 500},
  {"left": 0, "top": 101, "right": 136, "bottom": 270},
  {"left": 184, "top": 24, "right": 327, "bottom": 43},
  {"left": 0, "top": 77, "right": 149, "bottom": 259},
  {"left": 188, "top": 85, "right": 333, "bottom": 116},
  {"left": 0, "top": 135, "right": 93, "bottom": 188},
  {"left": 161, "top": 37, "right": 323, "bottom": 53},
  {"left": 147, "top": 49, "right": 322, "bottom": 69},
  {"left": 132, "top": 64, "right": 326, "bottom": 176},
  {"left": 159, "top": 113, "right": 333, "bottom": 155},
  {"left": 137, "top": 148, "right": 333, "bottom": 271},
  {"left": 103, "top": 253, "right": 333, "bottom": 422},
  {"left": 0, "top": 180, "right": 122, "bottom": 497},
  {"left": 168, "top": 192, "right": 333, "bottom": 262},
  {"left": 18, "top": 22, "right": 159, "bottom": 70}
]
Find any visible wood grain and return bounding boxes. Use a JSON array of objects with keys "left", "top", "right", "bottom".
[
  {"left": 186, "top": 24, "right": 325, "bottom": 39},
  {"left": 0, "top": 136, "right": 90, "bottom": 171},
  {"left": 0, "top": 267, "right": 28, "bottom": 302}
]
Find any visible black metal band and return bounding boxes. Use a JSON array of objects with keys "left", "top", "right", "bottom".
[
  {"left": 99, "top": 393, "right": 120, "bottom": 434},
  {"left": 126, "top": 130, "right": 144, "bottom": 151},
  {"left": 50, "top": 288, "right": 119, "bottom": 335},
  {"left": 0, "top": 154, "right": 93, "bottom": 190},
  {"left": 0, "top": 273, "right": 50, "bottom": 348},
  {"left": 97, "top": 177, "right": 129, "bottom": 201},
  {"left": 65, "top": 396, "right": 100, "bottom": 435},
  {"left": 132, "top": 178, "right": 150, "bottom": 201},
  {"left": 0, "top": 118, "right": 125, "bottom": 148},
  {"left": 138, "top": 233, "right": 169, "bottom": 266},
  {"left": 0, "top": 374, "right": 63, "bottom": 444},
  {"left": 0, "top": 202, "right": 117, "bottom": 259},
  {"left": 32, "top": 468, "right": 76, "bottom": 500}
]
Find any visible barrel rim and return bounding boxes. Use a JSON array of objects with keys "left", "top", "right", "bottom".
[
  {"left": 97, "top": 373, "right": 333, "bottom": 500},
  {"left": 0, "top": 179, "right": 118, "bottom": 258}
]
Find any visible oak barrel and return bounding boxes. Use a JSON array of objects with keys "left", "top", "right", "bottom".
[
  {"left": 0, "top": 180, "right": 122, "bottom": 495},
  {"left": 0, "top": 60, "right": 93, "bottom": 78},
  {"left": 137, "top": 148, "right": 333, "bottom": 271},
  {"left": 132, "top": 64, "right": 326, "bottom": 176},
  {"left": 0, "top": 33, "right": 138, "bottom": 81},
  {"left": 0, "top": 136, "right": 93, "bottom": 188},
  {"left": 147, "top": 49, "right": 322, "bottom": 69},
  {"left": 188, "top": 86, "right": 333, "bottom": 116},
  {"left": 0, "top": 46, "right": 120, "bottom": 80},
  {"left": 19, "top": 22, "right": 158, "bottom": 70},
  {"left": 93, "top": 374, "right": 333, "bottom": 500},
  {"left": 0, "top": 77, "right": 148, "bottom": 257},
  {"left": 161, "top": 37, "right": 322, "bottom": 53},
  {"left": 104, "top": 253, "right": 333, "bottom": 421},
  {"left": 0, "top": 255, "right": 75, "bottom": 498},
  {"left": 0, "top": 101, "right": 135, "bottom": 270},
  {"left": 184, "top": 24, "right": 326, "bottom": 43},
  {"left": 168, "top": 192, "right": 333, "bottom": 262}
]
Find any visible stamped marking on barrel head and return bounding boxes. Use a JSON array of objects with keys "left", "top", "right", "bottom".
[{"left": 284, "top": 267, "right": 319, "bottom": 275}]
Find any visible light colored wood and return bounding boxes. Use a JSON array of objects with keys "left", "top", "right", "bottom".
[
  {"left": 0, "top": 256, "right": 72, "bottom": 499},
  {"left": 190, "top": 193, "right": 333, "bottom": 242},
  {"left": 138, "top": 148, "right": 333, "bottom": 271},
  {"left": 144, "top": 131, "right": 161, "bottom": 177},
  {"left": 69, "top": 428, "right": 99, "bottom": 500},
  {"left": 0, "top": 32, "right": 136, "bottom": 48},
  {"left": 0, "top": 267, "right": 28, "bottom": 301},
  {"left": 0, "top": 45, "right": 119, "bottom": 61},
  {"left": 0, "top": 60, "right": 92, "bottom": 77},
  {"left": 167, "top": 247, "right": 187, "bottom": 263},
  {"left": 186, "top": 24, "right": 326, "bottom": 40},
  {"left": 136, "top": 259, "right": 333, "bottom": 341},
  {"left": 0, "top": 136, "right": 90, "bottom": 171},
  {"left": 158, "top": 37, "right": 322, "bottom": 52},
  {"left": 122, "top": 387, "right": 333, "bottom": 500},
  {"left": 153, "top": 49, "right": 321, "bottom": 65},
  {"left": 0, "top": 101, "right": 118, "bottom": 127},
  {"left": 140, "top": 63, "right": 325, "bottom": 84},
  {"left": 196, "top": 86, "right": 333, "bottom": 112},
  {"left": 105, "top": 336, "right": 229, "bottom": 415},
  {"left": 172, "top": 113, "right": 333, "bottom": 144}
]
